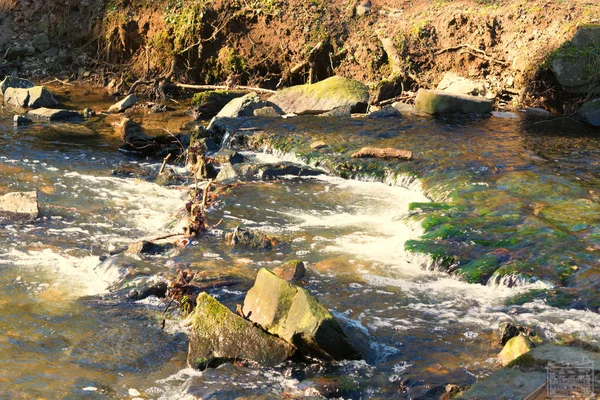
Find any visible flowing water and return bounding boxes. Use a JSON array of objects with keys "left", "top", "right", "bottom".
[{"left": 1, "top": 86, "right": 600, "bottom": 399}]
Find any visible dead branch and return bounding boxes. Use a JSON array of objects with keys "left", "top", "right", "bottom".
[
  {"left": 159, "top": 153, "right": 172, "bottom": 174},
  {"left": 174, "top": 82, "right": 276, "bottom": 94},
  {"left": 436, "top": 44, "right": 509, "bottom": 66},
  {"left": 41, "top": 78, "right": 73, "bottom": 86}
]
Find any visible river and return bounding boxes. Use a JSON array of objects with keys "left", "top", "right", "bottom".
[{"left": 1, "top": 86, "right": 599, "bottom": 399}]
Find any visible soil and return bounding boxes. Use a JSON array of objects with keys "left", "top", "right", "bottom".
[{"left": 2, "top": 0, "right": 599, "bottom": 113}]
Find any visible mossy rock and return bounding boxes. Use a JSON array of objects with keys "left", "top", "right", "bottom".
[
  {"left": 243, "top": 268, "right": 361, "bottom": 361},
  {"left": 269, "top": 76, "right": 369, "bottom": 115},
  {"left": 414, "top": 89, "right": 492, "bottom": 115},
  {"left": 187, "top": 293, "right": 295, "bottom": 370}
]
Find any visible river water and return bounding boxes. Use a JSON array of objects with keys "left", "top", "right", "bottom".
[{"left": 1, "top": 87, "right": 600, "bottom": 399}]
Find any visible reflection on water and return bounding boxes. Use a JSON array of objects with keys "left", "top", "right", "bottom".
[{"left": 0, "top": 86, "right": 599, "bottom": 398}]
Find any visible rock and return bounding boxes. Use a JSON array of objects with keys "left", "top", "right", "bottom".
[
  {"left": 4, "top": 86, "right": 58, "bottom": 108},
  {"left": 498, "top": 322, "right": 536, "bottom": 346},
  {"left": 351, "top": 147, "right": 413, "bottom": 160},
  {"left": 112, "top": 163, "right": 153, "bottom": 178},
  {"left": 371, "top": 77, "right": 403, "bottom": 103},
  {"left": 188, "top": 91, "right": 246, "bottom": 120},
  {"left": 269, "top": 76, "right": 369, "bottom": 115},
  {"left": 27, "top": 108, "right": 82, "bottom": 121},
  {"left": 392, "top": 102, "right": 415, "bottom": 115},
  {"left": 27, "top": 86, "right": 59, "bottom": 108},
  {"left": 318, "top": 105, "right": 352, "bottom": 117},
  {"left": 579, "top": 99, "right": 600, "bottom": 127},
  {"left": 150, "top": 103, "right": 168, "bottom": 113},
  {"left": 253, "top": 106, "right": 282, "bottom": 117},
  {"left": 524, "top": 107, "right": 550, "bottom": 119},
  {"left": 0, "top": 75, "right": 34, "bottom": 95},
  {"left": 33, "top": 33, "right": 51, "bottom": 52},
  {"left": 491, "top": 111, "right": 519, "bottom": 119},
  {"left": 437, "top": 72, "right": 486, "bottom": 96},
  {"left": 257, "top": 162, "right": 322, "bottom": 180},
  {"left": 459, "top": 369, "right": 546, "bottom": 400},
  {"left": 225, "top": 227, "right": 277, "bottom": 250},
  {"left": 550, "top": 25, "right": 600, "bottom": 93},
  {"left": 13, "top": 115, "right": 32, "bottom": 126},
  {"left": 155, "top": 169, "right": 185, "bottom": 186},
  {"left": 356, "top": 0, "right": 371, "bottom": 16},
  {"left": 498, "top": 335, "right": 535, "bottom": 366},
  {"left": 5, "top": 47, "right": 32, "bottom": 61},
  {"left": 38, "top": 15, "right": 50, "bottom": 33},
  {"left": 207, "top": 92, "right": 267, "bottom": 131},
  {"left": 187, "top": 293, "right": 295, "bottom": 370},
  {"left": 414, "top": 89, "right": 493, "bottom": 115},
  {"left": 243, "top": 268, "right": 361, "bottom": 361},
  {"left": 108, "top": 94, "right": 138, "bottom": 113},
  {"left": 0, "top": 191, "right": 39, "bottom": 221},
  {"left": 310, "top": 141, "right": 327, "bottom": 150},
  {"left": 191, "top": 137, "right": 219, "bottom": 153},
  {"left": 367, "top": 105, "right": 402, "bottom": 118},
  {"left": 114, "top": 118, "right": 184, "bottom": 158},
  {"left": 126, "top": 240, "right": 175, "bottom": 255},
  {"left": 214, "top": 148, "right": 244, "bottom": 165},
  {"left": 82, "top": 107, "right": 96, "bottom": 118},
  {"left": 527, "top": 343, "right": 600, "bottom": 369},
  {"left": 272, "top": 260, "right": 306, "bottom": 282}
]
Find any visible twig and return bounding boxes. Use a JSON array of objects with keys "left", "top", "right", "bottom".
[
  {"left": 173, "top": 82, "right": 276, "bottom": 94},
  {"left": 436, "top": 44, "right": 509, "bottom": 66},
  {"left": 159, "top": 153, "right": 172, "bottom": 174},
  {"left": 41, "top": 78, "right": 74, "bottom": 86}
]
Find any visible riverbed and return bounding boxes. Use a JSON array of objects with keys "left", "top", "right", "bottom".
[{"left": 1, "top": 86, "right": 599, "bottom": 399}]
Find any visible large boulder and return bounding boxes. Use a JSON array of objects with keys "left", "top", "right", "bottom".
[
  {"left": 242, "top": 268, "right": 361, "bottom": 361},
  {"left": 207, "top": 92, "right": 266, "bottom": 131},
  {"left": 269, "top": 76, "right": 369, "bottom": 115},
  {"left": 0, "top": 76, "right": 34, "bottom": 95},
  {"left": 4, "top": 86, "right": 58, "bottom": 108},
  {"left": 0, "top": 191, "right": 39, "bottom": 221},
  {"left": 187, "top": 293, "right": 295, "bottom": 369},
  {"left": 188, "top": 90, "right": 246, "bottom": 120},
  {"left": 414, "top": 89, "right": 492, "bottom": 115},
  {"left": 579, "top": 98, "right": 600, "bottom": 127},
  {"left": 550, "top": 25, "right": 600, "bottom": 94}
]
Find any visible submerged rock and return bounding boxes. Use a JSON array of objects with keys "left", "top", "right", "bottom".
[
  {"left": 351, "top": 147, "right": 413, "bottom": 160},
  {"left": 0, "top": 191, "right": 39, "bottom": 221},
  {"left": 13, "top": 115, "right": 32, "bottom": 126},
  {"left": 225, "top": 227, "right": 277, "bottom": 250},
  {"left": 269, "top": 76, "right": 369, "bottom": 115},
  {"left": 109, "top": 94, "right": 138, "bottom": 113},
  {"left": 414, "top": 89, "right": 492, "bottom": 115},
  {"left": 243, "top": 268, "right": 361, "bottom": 361},
  {"left": 318, "top": 105, "right": 352, "bottom": 117},
  {"left": 272, "top": 260, "right": 306, "bottom": 282},
  {"left": 27, "top": 107, "right": 82, "bottom": 121},
  {"left": 187, "top": 293, "right": 295, "bottom": 370},
  {"left": 579, "top": 99, "right": 600, "bottom": 127},
  {"left": 257, "top": 162, "right": 322, "bottom": 179}
]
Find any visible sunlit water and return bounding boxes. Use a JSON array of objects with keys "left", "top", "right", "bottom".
[{"left": 1, "top": 87, "right": 600, "bottom": 399}]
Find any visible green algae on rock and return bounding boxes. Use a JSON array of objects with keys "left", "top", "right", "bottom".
[
  {"left": 269, "top": 76, "right": 369, "bottom": 115},
  {"left": 187, "top": 293, "right": 295, "bottom": 370},
  {"left": 414, "top": 89, "right": 492, "bottom": 115},
  {"left": 243, "top": 268, "right": 361, "bottom": 361}
]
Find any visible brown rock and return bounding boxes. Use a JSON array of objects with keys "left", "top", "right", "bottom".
[
  {"left": 351, "top": 147, "right": 413, "bottom": 160},
  {"left": 272, "top": 260, "right": 306, "bottom": 282}
]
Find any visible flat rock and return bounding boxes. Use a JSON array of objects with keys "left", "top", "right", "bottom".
[
  {"left": 367, "top": 105, "right": 402, "bottom": 118},
  {"left": 108, "top": 94, "right": 138, "bottom": 113},
  {"left": 0, "top": 191, "right": 39, "bottom": 221},
  {"left": 351, "top": 147, "right": 413, "bottom": 160},
  {"left": 257, "top": 162, "right": 322, "bottom": 180},
  {"left": 458, "top": 369, "right": 546, "bottom": 400},
  {"left": 243, "top": 268, "right": 361, "bottom": 361},
  {"left": 187, "top": 293, "right": 294, "bottom": 369},
  {"left": 28, "top": 108, "right": 82, "bottom": 121},
  {"left": 414, "top": 89, "right": 493, "bottom": 115},
  {"left": 524, "top": 107, "right": 550, "bottom": 119},
  {"left": 270, "top": 76, "right": 369, "bottom": 115},
  {"left": 318, "top": 105, "right": 352, "bottom": 117}
]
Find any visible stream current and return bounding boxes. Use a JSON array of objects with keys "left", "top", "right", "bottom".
[{"left": 1, "top": 87, "right": 600, "bottom": 399}]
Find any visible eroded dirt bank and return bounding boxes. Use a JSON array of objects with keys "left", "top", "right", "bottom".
[{"left": 1, "top": 0, "right": 598, "bottom": 113}]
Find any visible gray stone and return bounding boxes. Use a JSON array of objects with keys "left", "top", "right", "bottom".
[
  {"left": 207, "top": 92, "right": 266, "bottom": 130},
  {"left": 243, "top": 268, "right": 361, "bottom": 361},
  {"left": 214, "top": 148, "right": 244, "bottom": 165},
  {"left": 5, "top": 47, "right": 33, "bottom": 62},
  {"left": 33, "top": 33, "right": 51, "bottom": 52},
  {"left": 3, "top": 87, "right": 30, "bottom": 108},
  {"left": 571, "top": 25, "right": 600, "bottom": 48},
  {"left": 437, "top": 72, "right": 486, "bottom": 96},
  {"left": 318, "top": 105, "right": 352, "bottom": 117},
  {"left": 579, "top": 99, "right": 600, "bottom": 127},
  {"left": 4, "top": 86, "right": 57, "bottom": 108},
  {"left": 269, "top": 76, "right": 369, "bottom": 115},
  {"left": 0, "top": 76, "right": 34, "bottom": 95},
  {"left": 524, "top": 107, "right": 550, "bottom": 119},
  {"left": 28, "top": 108, "right": 82, "bottom": 121},
  {"left": 458, "top": 369, "right": 546, "bottom": 400},
  {"left": 253, "top": 106, "right": 281, "bottom": 117},
  {"left": 38, "top": 15, "right": 50, "bottom": 33},
  {"left": 528, "top": 344, "right": 600, "bottom": 370},
  {"left": 187, "top": 293, "right": 294, "bottom": 370},
  {"left": 225, "top": 227, "right": 276, "bottom": 250},
  {"left": 367, "top": 105, "right": 402, "bottom": 118},
  {"left": 257, "top": 162, "right": 322, "bottom": 180},
  {"left": 0, "top": 191, "right": 39, "bottom": 221},
  {"left": 414, "top": 89, "right": 493, "bottom": 115},
  {"left": 392, "top": 102, "right": 415, "bottom": 115},
  {"left": 13, "top": 115, "right": 32, "bottom": 126},
  {"left": 108, "top": 94, "right": 138, "bottom": 113}
]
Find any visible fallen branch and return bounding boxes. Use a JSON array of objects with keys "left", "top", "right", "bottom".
[
  {"left": 41, "top": 78, "right": 74, "bottom": 86},
  {"left": 174, "top": 82, "right": 276, "bottom": 94},
  {"left": 436, "top": 44, "right": 509, "bottom": 66}
]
